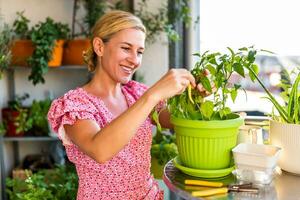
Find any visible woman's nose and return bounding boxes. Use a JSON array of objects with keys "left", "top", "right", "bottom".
[{"left": 127, "top": 52, "right": 140, "bottom": 66}]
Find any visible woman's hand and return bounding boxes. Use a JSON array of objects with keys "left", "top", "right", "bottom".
[
  {"left": 147, "top": 68, "right": 196, "bottom": 102},
  {"left": 195, "top": 69, "right": 217, "bottom": 97}
]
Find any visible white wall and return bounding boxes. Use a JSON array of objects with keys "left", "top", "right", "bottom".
[{"left": 0, "top": 0, "right": 169, "bottom": 175}]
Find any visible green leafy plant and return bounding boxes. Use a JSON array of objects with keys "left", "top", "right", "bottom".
[
  {"left": 5, "top": 94, "right": 52, "bottom": 135},
  {"left": 28, "top": 17, "right": 70, "bottom": 85},
  {"left": 0, "top": 20, "right": 12, "bottom": 78},
  {"left": 6, "top": 164, "right": 78, "bottom": 200},
  {"left": 7, "top": 93, "right": 32, "bottom": 134},
  {"left": 151, "top": 111, "right": 177, "bottom": 166},
  {"left": 12, "top": 11, "right": 31, "bottom": 39},
  {"left": 135, "top": 0, "right": 191, "bottom": 43},
  {"left": 27, "top": 99, "right": 52, "bottom": 136},
  {"left": 168, "top": 47, "right": 269, "bottom": 120},
  {"left": 249, "top": 66, "right": 300, "bottom": 124},
  {"left": 73, "top": 0, "right": 191, "bottom": 43},
  {"left": 0, "top": 122, "right": 6, "bottom": 136}
]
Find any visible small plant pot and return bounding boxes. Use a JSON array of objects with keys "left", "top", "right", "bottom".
[
  {"left": 10, "top": 40, "right": 65, "bottom": 67},
  {"left": 62, "top": 39, "right": 90, "bottom": 65},
  {"left": 270, "top": 120, "right": 300, "bottom": 174},
  {"left": 1, "top": 108, "right": 24, "bottom": 137},
  {"left": 48, "top": 40, "right": 65, "bottom": 67},
  {"left": 171, "top": 114, "right": 244, "bottom": 170},
  {"left": 10, "top": 40, "right": 35, "bottom": 66}
]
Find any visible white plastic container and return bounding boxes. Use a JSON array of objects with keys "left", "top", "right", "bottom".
[
  {"left": 232, "top": 143, "right": 281, "bottom": 184},
  {"left": 232, "top": 143, "right": 281, "bottom": 172}
]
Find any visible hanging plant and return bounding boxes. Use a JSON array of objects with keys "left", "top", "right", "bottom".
[{"left": 28, "top": 18, "right": 70, "bottom": 85}]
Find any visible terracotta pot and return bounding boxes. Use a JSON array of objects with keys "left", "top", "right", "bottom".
[
  {"left": 10, "top": 39, "right": 65, "bottom": 67},
  {"left": 48, "top": 40, "right": 65, "bottom": 67},
  {"left": 10, "top": 40, "right": 34, "bottom": 66},
  {"left": 62, "top": 39, "right": 90, "bottom": 65},
  {"left": 1, "top": 108, "right": 24, "bottom": 137}
]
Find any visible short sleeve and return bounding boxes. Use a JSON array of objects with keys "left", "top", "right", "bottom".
[
  {"left": 123, "top": 80, "right": 166, "bottom": 114},
  {"left": 47, "top": 90, "right": 98, "bottom": 145}
]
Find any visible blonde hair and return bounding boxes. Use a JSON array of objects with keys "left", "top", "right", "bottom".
[{"left": 83, "top": 10, "right": 146, "bottom": 72}]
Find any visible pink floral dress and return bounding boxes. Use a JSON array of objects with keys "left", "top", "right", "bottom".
[{"left": 48, "top": 80, "right": 164, "bottom": 200}]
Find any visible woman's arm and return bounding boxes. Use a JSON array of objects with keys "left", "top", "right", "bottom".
[{"left": 64, "top": 69, "right": 195, "bottom": 163}]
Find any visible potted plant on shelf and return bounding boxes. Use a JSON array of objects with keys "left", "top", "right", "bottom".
[
  {"left": 248, "top": 64, "right": 300, "bottom": 174},
  {"left": 168, "top": 47, "right": 263, "bottom": 178},
  {"left": 27, "top": 17, "right": 70, "bottom": 85},
  {"left": 10, "top": 11, "right": 34, "bottom": 67},
  {"left": 1, "top": 93, "right": 31, "bottom": 137},
  {"left": 27, "top": 99, "right": 52, "bottom": 137}
]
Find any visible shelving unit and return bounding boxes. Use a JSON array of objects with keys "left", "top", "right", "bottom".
[{"left": 1, "top": 65, "right": 88, "bottom": 200}]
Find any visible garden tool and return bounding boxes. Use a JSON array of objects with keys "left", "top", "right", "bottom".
[{"left": 184, "top": 179, "right": 259, "bottom": 197}]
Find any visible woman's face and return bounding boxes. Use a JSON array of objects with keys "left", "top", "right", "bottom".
[{"left": 100, "top": 28, "right": 145, "bottom": 84}]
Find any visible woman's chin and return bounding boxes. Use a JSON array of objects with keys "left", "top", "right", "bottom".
[{"left": 119, "top": 76, "right": 131, "bottom": 84}]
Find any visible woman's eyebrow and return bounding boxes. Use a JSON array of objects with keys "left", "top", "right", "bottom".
[{"left": 120, "top": 42, "right": 144, "bottom": 50}]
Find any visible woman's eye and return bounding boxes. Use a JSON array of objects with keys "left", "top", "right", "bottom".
[
  {"left": 122, "top": 47, "right": 130, "bottom": 51},
  {"left": 138, "top": 51, "right": 144, "bottom": 55}
]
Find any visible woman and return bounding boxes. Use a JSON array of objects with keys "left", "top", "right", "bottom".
[{"left": 48, "top": 10, "right": 196, "bottom": 199}]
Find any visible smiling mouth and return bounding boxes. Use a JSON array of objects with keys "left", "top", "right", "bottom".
[{"left": 122, "top": 66, "right": 134, "bottom": 74}]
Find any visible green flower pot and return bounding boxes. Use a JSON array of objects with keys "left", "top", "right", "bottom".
[{"left": 171, "top": 114, "right": 244, "bottom": 170}]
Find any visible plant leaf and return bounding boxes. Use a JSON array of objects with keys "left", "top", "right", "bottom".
[
  {"left": 200, "top": 101, "right": 214, "bottom": 120},
  {"left": 233, "top": 63, "right": 245, "bottom": 77},
  {"left": 230, "top": 89, "right": 238, "bottom": 103}
]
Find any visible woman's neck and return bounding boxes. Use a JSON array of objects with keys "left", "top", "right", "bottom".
[{"left": 84, "top": 69, "right": 122, "bottom": 98}]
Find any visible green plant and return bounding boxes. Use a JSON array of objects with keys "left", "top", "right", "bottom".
[
  {"left": 0, "top": 19, "right": 12, "bottom": 78},
  {"left": 249, "top": 66, "right": 300, "bottom": 124},
  {"left": 12, "top": 11, "right": 31, "bottom": 39},
  {"left": 27, "top": 99, "right": 52, "bottom": 136},
  {"left": 0, "top": 122, "right": 6, "bottom": 136},
  {"left": 6, "top": 164, "right": 78, "bottom": 200},
  {"left": 135, "top": 0, "right": 191, "bottom": 43},
  {"left": 6, "top": 93, "right": 33, "bottom": 134},
  {"left": 73, "top": 0, "right": 191, "bottom": 43},
  {"left": 168, "top": 47, "right": 268, "bottom": 121},
  {"left": 28, "top": 17, "right": 70, "bottom": 85},
  {"left": 151, "top": 111, "right": 177, "bottom": 165}
]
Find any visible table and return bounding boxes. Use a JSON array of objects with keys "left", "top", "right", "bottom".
[{"left": 163, "top": 160, "right": 300, "bottom": 200}]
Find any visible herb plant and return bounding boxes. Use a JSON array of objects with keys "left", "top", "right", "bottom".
[{"left": 168, "top": 47, "right": 268, "bottom": 121}]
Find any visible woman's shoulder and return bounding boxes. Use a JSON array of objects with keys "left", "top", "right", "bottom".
[{"left": 50, "top": 87, "right": 98, "bottom": 113}]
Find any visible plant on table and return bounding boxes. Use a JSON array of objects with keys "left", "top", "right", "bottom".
[
  {"left": 167, "top": 47, "right": 268, "bottom": 176},
  {"left": 248, "top": 60, "right": 300, "bottom": 174}
]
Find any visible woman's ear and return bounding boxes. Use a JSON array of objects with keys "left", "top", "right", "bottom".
[{"left": 93, "top": 37, "right": 104, "bottom": 57}]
